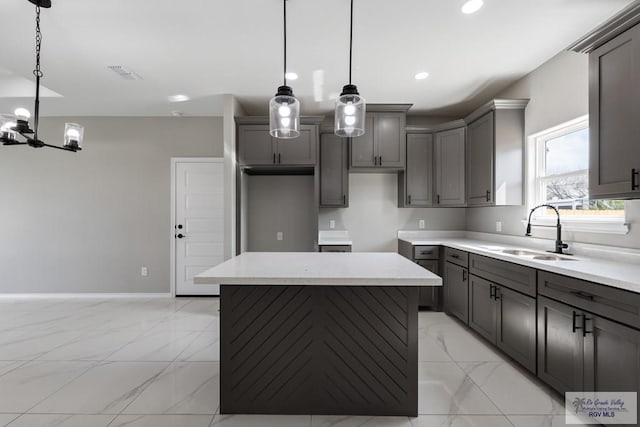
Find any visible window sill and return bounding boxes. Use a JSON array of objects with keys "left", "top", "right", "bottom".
[{"left": 521, "top": 217, "right": 629, "bottom": 235}]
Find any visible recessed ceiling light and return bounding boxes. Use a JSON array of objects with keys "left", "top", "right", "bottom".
[
  {"left": 285, "top": 72, "right": 298, "bottom": 81},
  {"left": 168, "top": 94, "right": 190, "bottom": 103},
  {"left": 415, "top": 72, "right": 430, "bottom": 80},
  {"left": 461, "top": 0, "right": 483, "bottom": 14}
]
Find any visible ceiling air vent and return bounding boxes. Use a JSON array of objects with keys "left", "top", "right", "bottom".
[{"left": 107, "top": 65, "right": 142, "bottom": 80}]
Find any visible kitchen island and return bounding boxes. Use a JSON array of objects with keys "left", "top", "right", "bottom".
[{"left": 195, "top": 252, "right": 441, "bottom": 416}]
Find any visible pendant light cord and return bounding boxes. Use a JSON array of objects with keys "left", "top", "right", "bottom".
[
  {"left": 349, "top": 0, "right": 353, "bottom": 85},
  {"left": 33, "top": 4, "right": 43, "bottom": 141},
  {"left": 283, "top": 0, "right": 287, "bottom": 86}
]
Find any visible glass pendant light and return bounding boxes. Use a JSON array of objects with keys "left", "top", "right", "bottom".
[
  {"left": 269, "top": 0, "right": 300, "bottom": 139},
  {"left": 0, "top": 0, "right": 84, "bottom": 152},
  {"left": 335, "top": 0, "right": 365, "bottom": 137}
]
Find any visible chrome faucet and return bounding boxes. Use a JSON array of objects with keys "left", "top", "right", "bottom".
[{"left": 525, "top": 204, "right": 570, "bottom": 255}]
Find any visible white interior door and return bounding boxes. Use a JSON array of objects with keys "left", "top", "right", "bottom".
[{"left": 174, "top": 159, "right": 224, "bottom": 296}]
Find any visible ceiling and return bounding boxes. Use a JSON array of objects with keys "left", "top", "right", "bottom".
[{"left": 0, "top": 0, "right": 634, "bottom": 118}]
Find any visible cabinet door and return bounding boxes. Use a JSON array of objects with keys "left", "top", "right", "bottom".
[
  {"left": 376, "top": 113, "right": 406, "bottom": 168},
  {"left": 405, "top": 133, "right": 433, "bottom": 206},
  {"left": 417, "top": 260, "right": 439, "bottom": 308},
  {"left": 238, "top": 125, "right": 276, "bottom": 166},
  {"left": 276, "top": 125, "right": 317, "bottom": 165},
  {"left": 467, "top": 111, "right": 494, "bottom": 206},
  {"left": 468, "top": 274, "right": 496, "bottom": 344},
  {"left": 444, "top": 262, "right": 468, "bottom": 324},
  {"left": 350, "top": 115, "right": 376, "bottom": 167},
  {"left": 537, "top": 296, "right": 584, "bottom": 394},
  {"left": 589, "top": 24, "right": 640, "bottom": 199},
  {"left": 584, "top": 314, "right": 640, "bottom": 401},
  {"left": 320, "top": 133, "right": 348, "bottom": 207},
  {"left": 435, "top": 127, "right": 466, "bottom": 206},
  {"left": 496, "top": 286, "right": 536, "bottom": 373}
]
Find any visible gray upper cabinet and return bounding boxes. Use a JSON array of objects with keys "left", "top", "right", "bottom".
[
  {"left": 237, "top": 123, "right": 317, "bottom": 167},
  {"left": 320, "top": 133, "right": 348, "bottom": 207},
  {"left": 588, "top": 23, "right": 640, "bottom": 199},
  {"left": 435, "top": 126, "right": 466, "bottom": 206},
  {"left": 400, "top": 131, "right": 433, "bottom": 207},
  {"left": 465, "top": 99, "right": 528, "bottom": 207},
  {"left": 350, "top": 108, "right": 408, "bottom": 169}
]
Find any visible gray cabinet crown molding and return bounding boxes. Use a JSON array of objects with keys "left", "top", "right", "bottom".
[
  {"left": 464, "top": 99, "right": 529, "bottom": 124},
  {"left": 235, "top": 116, "right": 325, "bottom": 125},
  {"left": 568, "top": 2, "right": 640, "bottom": 54}
]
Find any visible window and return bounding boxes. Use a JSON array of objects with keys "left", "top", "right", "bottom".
[{"left": 528, "top": 116, "right": 627, "bottom": 233}]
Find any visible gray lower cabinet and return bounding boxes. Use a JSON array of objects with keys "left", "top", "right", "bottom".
[
  {"left": 238, "top": 124, "right": 317, "bottom": 166},
  {"left": 351, "top": 111, "right": 407, "bottom": 169},
  {"left": 417, "top": 259, "right": 439, "bottom": 309},
  {"left": 435, "top": 127, "right": 466, "bottom": 206},
  {"left": 401, "top": 132, "right": 433, "bottom": 207},
  {"left": 588, "top": 22, "right": 640, "bottom": 199},
  {"left": 444, "top": 261, "right": 468, "bottom": 324},
  {"left": 538, "top": 295, "right": 640, "bottom": 415},
  {"left": 469, "top": 274, "right": 537, "bottom": 373},
  {"left": 320, "top": 133, "right": 348, "bottom": 207},
  {"left": 537, "top": 295, "right": 584, "bottom": 394}
]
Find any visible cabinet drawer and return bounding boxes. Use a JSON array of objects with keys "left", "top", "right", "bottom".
[
  {"left": 414, "top": 246, "right": 439, "bottom": 260},
  {"left": 538, "top": 271, "right": 640, "bottom": 329},
  {"left": 444, "top": 247, "right": 468, "bottom": 268},
  {"left": 469, "top": 254, "right": 537, "bottom": 297},
  {"left": 319, "top": 245, "right": 352, "bottom": 253}
]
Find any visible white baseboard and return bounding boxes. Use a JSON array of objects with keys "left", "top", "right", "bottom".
[{"left": 0, "top": 293, "right": 173, "bottom": 299}]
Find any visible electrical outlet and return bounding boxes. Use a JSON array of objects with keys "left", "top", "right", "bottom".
[
  {"left": 419, "top": 219, "right": 425, "bottom": 229},
  {"left": 141, "top": 267, "right": 148, "bottom": 277},
  {"left": 496, "top": 221, "right": 502, "bottom": 232},
  {"left": 329, "top": 220, "right": 336, "bottom": 229},
  {"left": 277, "top": 232, "right": 283, "bottom": 241}
]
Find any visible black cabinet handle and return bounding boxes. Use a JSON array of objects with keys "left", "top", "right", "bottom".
[
  {"left": 462, "top": 270, "right": 467, "bottom": 282},
  {"left": 379, "top": 156, "right": 382, "bottom": 166},
  {"left": 489, "top": 284, "right": 495, "bottom": 299},
  {"left": 486, "top": 190, "right": 491, "bottom": 202},
  {"left": 582, "top": 315, "right": 593, "bottom": 337},
  {"left": 273, "top": 153, "right": 276, "bottom": 164},
  {"left": 450, "top": 254, "right": 460, "bottom": 259},
  {"left": 571, "top": 290, "right": 595, "bottom": 301},
  {"left": 278, "top": 153, "right": 281, "bottom": 164},
  {"left": 437, "top": 194, "right": 440, "bottom": 205},
  {"left": 632, "top": 168, "right": 639, "bottom": 190},
  {"left": 572, "top": 311, "right": 582, "bottom": 333},
  {"left": 494, "top": 287, "right": 500, "bottom": 300},
  {"left": 343, "top": 195, "right": 346, "bottom": 205},
  {"left": 420, "top": 251, "right": 433, "bottom": 255},
  {"left": 408, "top": 195, "right": 412, "bottom": 205}
]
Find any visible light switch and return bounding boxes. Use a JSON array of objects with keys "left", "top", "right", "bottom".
[
  {"left": 419, "top": 220, "right": 425, "bottom": 229},
  {"left": 277, "top": 232, "right": 283, "bottom": 241},
  {"left": 141, "top": 267, "right": 148, "bottom": 277},
  {"left": 496, "top": 221, "right": 502, "bottom": 232},
  {"left": 329, "top": 220, "right": 336, "bottom": 229}
]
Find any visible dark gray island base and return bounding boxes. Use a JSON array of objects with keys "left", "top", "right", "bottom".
[{"left": 219, "top": 284, "right": 419, "bottom": 416}]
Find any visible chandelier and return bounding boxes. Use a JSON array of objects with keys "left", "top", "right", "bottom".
[{"left": 0, "top": 0, "right": 84, "bottom": 152}]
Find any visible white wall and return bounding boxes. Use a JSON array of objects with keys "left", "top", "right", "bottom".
[
  {"left": 319, "top": 173, "right": 467, "bottom": 252},
  {"left": 465, "top": 50, "right": 640, "bottom": 249},
  {"left": 0, "top": 116, "right": 223, "bottom": 293}
]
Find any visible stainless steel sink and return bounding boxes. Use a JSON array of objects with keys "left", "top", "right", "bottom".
[
  {"left": 532, "top": 255, "right": 577, "bottom": 261},
  {"left": 501, "top": 249, "right": 540, "bottom": 256}
]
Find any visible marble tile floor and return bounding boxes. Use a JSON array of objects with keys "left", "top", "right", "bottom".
[{"left": 0, "top": 298, "right": 583, "bottom": 427}]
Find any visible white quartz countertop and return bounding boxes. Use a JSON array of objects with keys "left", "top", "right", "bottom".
[
  {"left": 318, "top": 230, "right": 353, "bottom": 246},
  {"left": 398, "top": 235, "right": 640, "bottom": 294},
  {"left": 195, "top": 252, "right": 441, "bottom": 287}
]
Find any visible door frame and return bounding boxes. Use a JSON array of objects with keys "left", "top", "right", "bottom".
[{"left": 170, "top": 157, "right": 223, "bottom": 297}]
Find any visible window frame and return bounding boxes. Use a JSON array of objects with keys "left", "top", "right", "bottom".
[{"left": 526, "top": 115, "right": 628, "bottom": 235}]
